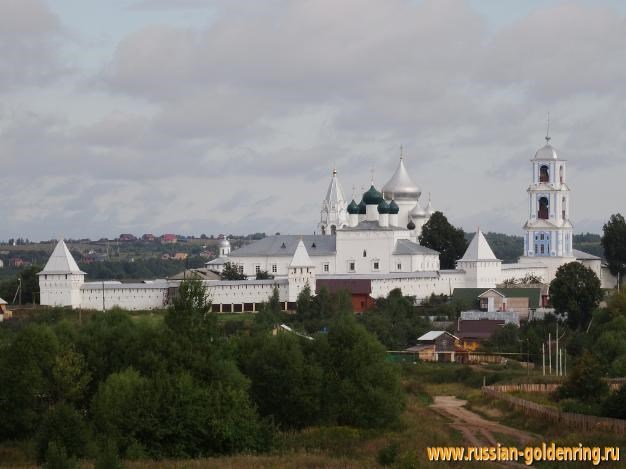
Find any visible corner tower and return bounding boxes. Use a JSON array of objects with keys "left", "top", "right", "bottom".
[
  {"left": 38, "top": 239, "right": 85, "bottom": 308},
  {"left": 523, "top": 135, "right": 573, "bottom": 258}
]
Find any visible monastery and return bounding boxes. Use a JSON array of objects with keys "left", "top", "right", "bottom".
[{"left": 39, "top": 136, "right": 615, "bottom": 312}]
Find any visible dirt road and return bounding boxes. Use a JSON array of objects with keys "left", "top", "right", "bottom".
[{"left": 431, "top": 395, "right": 538, "bottom": 448}]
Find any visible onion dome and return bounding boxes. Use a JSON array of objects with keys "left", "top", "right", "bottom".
[
  {"left": 382, "top": 157, "right": 421, "bottom": 201},
  {"left": 388, "top": 200, "right": 399, "bottom": 214},
  {"left": 362, "top": 185, "right": 384, "bottom": 205},
  {"left": 410, "top": 202, "right": 426, "bottom": 218},
  {"left": 407, "top": 220, "right": 416, "bottom": 230},
  {"left": 347, "top": 199, "right": 359, "bottom": 214},
  {"left": 377, "top": 199, "right": 390, "bottom": 214},
  {"left": 358, "top": 199, "right": 366, "bottom": 214},
  {"left": 425, "top": 196, "right": 434, "bottom": 216}
]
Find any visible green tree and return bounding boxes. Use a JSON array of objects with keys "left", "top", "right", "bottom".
[
  {"left": 0, "top": 325, "right": 59, "bottom": 438},
  {"left": 240, "top": 333, "right": 322, "bottom": 429},
  {"left": 255, "top": 270, "right": 273, "bottom": 280},
  {"left": 165, "top": 277, "right": 215, "bottom": 341},
  {"left": 91, "top": 368, "right": 147, "bottom": 455},
  {"left": 221, "top": 262, "right": 246, "bottom": 280},
  {"left": 549, "top": 263, "right": 602, "bottom": 330},
  {"left": 43, "top": 441, "right": 78, "bottom": 469},
  {"left": 602, "top": 213, "right": 626, "bottom": 282},
  {"left": 51, "top": 346, "right": 92, "bottom": 404},
  {"left": 557, "top": 352, "right": 608, "bottom": 403},
  {"left": 360, "top": 288, "right": 430, "bottom": 349},
  {"left": 483, "top": 323, "right": 520, "bottom": 353},
  {"left": 254, "top": 287, "right": 285, "bottom": 332},
  {"left": 319, "top": 314, "right": 404, "bottom": 428},
  {"left": 36, "top": 403, "right": 90, "bottom": 463},
  {"left": 603, "top": 385, "right": 626, "bottom": 419},
  {"left": 419, "top": 211, "right": 467, "bottom": 269}
]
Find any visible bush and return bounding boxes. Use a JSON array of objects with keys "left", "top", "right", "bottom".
[
  {"left": 602, "top": 386, "right": 626, "bottom": 419},
  {"left": 556, "top": 352, "right": 609, "bottom": 403},
  {"left": 559, "top": 399, "right": 603, "bottom": 416},
  {"left": 43, "top": 441, "right": 78, "bottom": 469},
  {"left": 36, "top": 403, "right": 90, "bottom": 463},
  {"left": 377, "top": 441, "right": 399, "bottom": 466}
]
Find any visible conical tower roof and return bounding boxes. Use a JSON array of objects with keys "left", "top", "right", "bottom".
[
  {"left": 324, "top": 168, "right": 346, "bottom": 206},
  {"left": 39, "top": 239, "right": 85, "bottom": 275},
  {"left": 460, "top": 228, "right": 498, "bottom": 261},
  {"left": 289, "top": 239, "right": 314, "bottom": 268}
]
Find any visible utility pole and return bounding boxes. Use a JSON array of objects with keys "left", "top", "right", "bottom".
[
  {"left": 18, "top": 277, "right": 22, "bottom": 305},
  {"left": 548, "top": 333, "right": 552, "bottom": 375},
  {"left": 556, "top": 323, "right": 559, "bottom": 376},
  {"left": 542, "top": 343, "right": 545, "bottom": 376},
  {"left": 102, "top": 280, "right": 105, "bottom": 311},
  {"left": 527, "top": 338, "right": 530, "bottom": 378},
  {"left": 564, "top": 352, "right": 567, "bottom": 376}
]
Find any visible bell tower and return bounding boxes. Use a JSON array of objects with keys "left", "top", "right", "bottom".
[{"left": 522, "top": 131, "right": 573, "bottom": 259}]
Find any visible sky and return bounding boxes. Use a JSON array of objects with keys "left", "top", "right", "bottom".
[{"left": 1, "top": 0, "right": 625, "bottom": 241}]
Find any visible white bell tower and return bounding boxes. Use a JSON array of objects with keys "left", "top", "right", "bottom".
[
  {"left": 318, "top": 168, "right": 347, "bottom": 235},
  {"left": 522, "top": 133, "right": 573, "bottom": 258},
  {"left": 518, "top": 128, "right": 576, "bottom": 282}
]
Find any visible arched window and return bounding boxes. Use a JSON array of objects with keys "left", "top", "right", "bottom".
[
  {"left": 559, "top": 165, "right": 564, "bottom": 184},
  {"left": 539, "top": 165, "right": 549, "bottom": 183},
  {"left": 538, "top": 196, "right": 549, "bottom": 219},
  {"left": 331, "top": 225, "right": 336, "bottom": 235},
  {"left": 321, "top": 226, "right": 326, "bottom": 235},
  {"left": 562, "top": 197, "right": 566, "bottom": 220},
  {"left": 363, "top": 250, "right": 367, "bottom": 257}
]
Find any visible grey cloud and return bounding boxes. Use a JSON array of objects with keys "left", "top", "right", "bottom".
[{"left": 0, "top": 0, "right": 66, "bottom": 91}]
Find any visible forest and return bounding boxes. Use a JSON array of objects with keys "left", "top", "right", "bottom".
[{"left": 0, "top": 280, "right": 404, "bottom": 467}]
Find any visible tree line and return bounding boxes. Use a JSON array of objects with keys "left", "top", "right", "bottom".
[{"left": 0, "top": 279, "right": 403, "bottom": 466}]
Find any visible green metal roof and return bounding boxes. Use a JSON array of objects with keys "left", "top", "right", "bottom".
[{"left": 452, "top": 287, "right": 542, "bottom": 309}]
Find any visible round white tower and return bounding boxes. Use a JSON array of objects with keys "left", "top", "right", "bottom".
[{"left": 219, "top": 238, "right": 231, "bottom": 257}]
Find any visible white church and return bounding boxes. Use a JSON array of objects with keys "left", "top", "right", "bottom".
[{"left": 39, "top": 136, "right": 614, "bottom": 312}]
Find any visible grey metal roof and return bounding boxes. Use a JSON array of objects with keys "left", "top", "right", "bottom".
[
  {"left": 81, "top": 280, "right": 168, "bottom": 290},
  {"left": 340, "top": 220, "right": 405, "bottom": 231},
  {"left": 394, "top": 239, "right": 439, "bottom": 256},
  {"left": 228, "top": 235, "right": 335, "bottom": 257},
  {"left": 206, "top": 257, "right": 227, "bottom": 265},
  {"left": 318, "top": 271, "right": 439, "bottom": 280},
  {"left": 168, "top": 268, "right": 220, "bottom": 280},
  {"left": 573, "top": 249, "right": 601, "bottom": 260},
  {"left": 205, "top": 278, "right": 289, "bottom": 286}
]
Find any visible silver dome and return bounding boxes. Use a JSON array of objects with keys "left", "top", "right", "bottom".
[
  {"left": 219, "top": 239, "right": 231, "bottom": 247},
  {"left": 534, "top": 143, "right": 559, "bottom": 160},
  {"left": 410, "top": 202, "right": 426, "bottom": 218},
  {"left": 382, "top": 158, "right": 421, "bottom": 201}
]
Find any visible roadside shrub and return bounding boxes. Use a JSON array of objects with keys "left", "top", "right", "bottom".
[
  {"left": 559, "top": 398, "right": 603, "bottom": 416},
  {"left": 377, "top": 441, "right": 399, "bottom": 466}
]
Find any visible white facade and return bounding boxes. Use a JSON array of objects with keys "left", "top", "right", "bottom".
[{"left": 39, "top": 140, "right": 612, "bottom": 312}]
